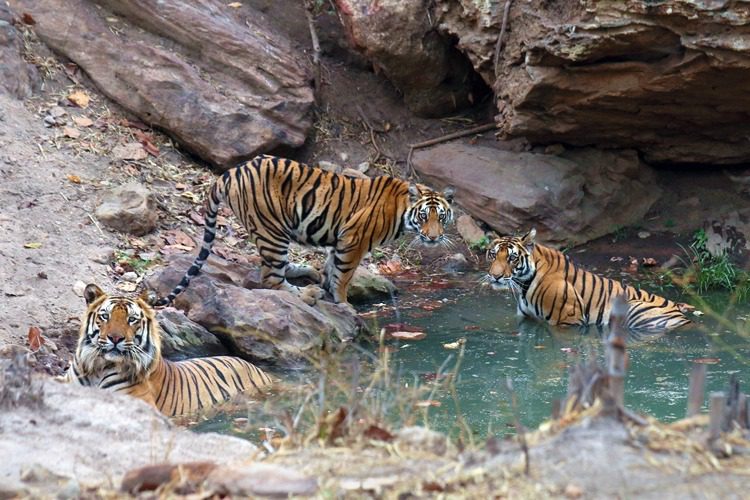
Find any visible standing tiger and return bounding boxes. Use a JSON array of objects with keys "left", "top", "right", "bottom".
[
  {"left": 63, "top": 284, "right": 273, "bottom": 417},
  {"left": 157, "top": 154, "right": 455, "bottom": 306},
  {"left": 485, "top": 229, "right": 692, "bottom": 331}
]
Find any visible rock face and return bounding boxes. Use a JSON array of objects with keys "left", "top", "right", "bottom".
[
  {"left": 147, "top": 254, "right": 366, "bottom": 367},
  {"left": 456, "top": 214, "right": 486, "bottom": 248},
  {"left": 156, "top": 308, "right": 228, "bottom": 359},
  {"left": 9, "top": 0, "right": 314, "bottom": 169},
  {"left": 413, "top": 143, "right": 661, "bottom": 246},
  {"left": 0, "top": 6, "right": 37, "bottom": 98},
  {"left": 0, "top": 364, "right": 258, "bottom": 497},
  {"left": 335, "top": 0, "right": 481, "bottom": 117},
  {"left": 95, "top": 181, "right": 157, "bottom": 236},
  {"left": 436, "top": 0, "right": 750, "bottom": 164}
]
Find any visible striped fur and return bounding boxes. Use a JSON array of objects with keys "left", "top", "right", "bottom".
[
  {"left": 157, "top": 154, "right": 454, "bottom": 305},
  {"left": 64, "top": 284, "right": 272, "bottom": 417},
  {"left": 485, "top": 229, "right": 692, "bottom": 332}
]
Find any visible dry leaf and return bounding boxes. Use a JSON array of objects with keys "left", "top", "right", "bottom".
[
  {"left": 63, "top": 126, "right": 80, "bottom": 139},
  {"left": 415, "top": 400, "right": 441, "bottom": 408},
  {"left": 115, "top": 281, "right": 137, "bottom": 292},
  {"left": 72, "top": 116, "right": 93, "bottom": 127},
  {"left": 23, "top": 242, "right": 42, "bottom": 249},
  {"left": 68, "top": 90, "right": 90, "bottom": 108},
  {"left": 442, "top": 337, "right": 466, "bottom": 350},
  {"left": 21, "top": 12, "right": 36, "bottom": 25},
  {"left": 642, "top": 257, "right": 658, "bottom": 267},
  {"left": 111, "top": 142, "right": 148, "bottom": 161},
  {"left": 228, "top": 2, "right": 242, "bottom": 7},
  {"left": 363, "top": 425, "right": 395, "bottom": 442},
  {"left": 67, "top": 174, "right": 82, "bottom": 184},
  {"left": 388, "top": 331, "right": 426, "bottom": 341},
  {"left": 28, "top": 326, "right": 44, "bottom": 351}
]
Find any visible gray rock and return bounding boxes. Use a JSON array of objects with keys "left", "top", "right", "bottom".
[
  {"left": 156, "top": 308, "right": 227, "bottom": 359},
  {"left": 414, "top": 144, "right": 661, "bottom": 246},
  {"left": 395, "top": 426, "right": 452, "bottom": 457},
  {"left": 147, "top": 254, "right": 366, "bottom": 367},
  {"left": 456, "top": 214, "right": 487, "bottom": 249},
  {"left": 13, "top": 0, "right": 313, "bottom": 169},
  {"left": 702, "top": 209, "right": 750, "bottom": 260},
  {"left": 0, "top": 5, "right": 37, "bottom": 99},
  {"left": 347, "top": 266, "right": 397, "bottom": 304},
  {"left": 95, "top": 181, "right": 157, "bottom": 236},
  {"left": 206, "top": 463, "right": 318, "bottom": 497},
  {"left": 0, "top": 369, "right": 256, "bottom": 496},
  {"left": 441, "top": 253, "right": 471, "bottom": 273}
]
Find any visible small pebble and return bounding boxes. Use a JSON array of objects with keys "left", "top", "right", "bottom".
[
  {"left": 637, "top": 231, "right": 651, "bottom": 239},
  {"left": 122, "top": 271, "right": 138, "bottom": 282}
]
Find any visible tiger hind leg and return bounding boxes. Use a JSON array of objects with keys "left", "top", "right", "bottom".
[
  {"left": 625, "top": 299, "right": 691, "bottom": 332},
  {"left": 257, "top": 244, "right": 324, "bottom": 306},
  {"left": 325, "top": 237, "right": 367, "bottom": 304},
  {"left": 285, "top": 263, "right": 321, "bottom": 282}
]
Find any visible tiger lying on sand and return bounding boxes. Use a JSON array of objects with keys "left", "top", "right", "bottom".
[
  {"left": 485, "top": 229, "right": 692, "bottom": 332},
  {"left": 157, "top": 154, "right": 455, "bottom": 306},
  {"left": 63, "top": 284, "right": 272, "bottom": 416}
]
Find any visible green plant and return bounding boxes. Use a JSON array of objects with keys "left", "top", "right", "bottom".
[
  {"left": 114, "top": 250, "right": 156, "bottom": 274},
  {"left": 469, "top": 235, "right": 491, "bottom": 252},
  {"left": 681, "top": 228, "right": 745, "bottom": 294}
]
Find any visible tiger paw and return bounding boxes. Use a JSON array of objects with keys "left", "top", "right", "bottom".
[{"left": 299, "top": 284, "right": 325, "bottom": 306}]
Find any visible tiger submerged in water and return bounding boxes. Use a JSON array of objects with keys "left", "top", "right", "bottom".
[
  {"left": 485, "top": 229, "right": 692, "bottom": 332},
  {"left": 63, "top": 284, "right": 273, "bottom": 417},
  {"left": 157, "top": 154, "right": 455, "bottom": 306}
]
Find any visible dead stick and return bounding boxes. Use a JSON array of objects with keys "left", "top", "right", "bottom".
[
  {"left": 407, "top": 123, "right": 497, "bottom": 178},
  {"left": 357, "top": 105, "right": 382, "bottom": 163},
  {"left": 493, "top": 0, "right": 513, "bottom": 75},
  {"left": 304, "top": 1, "right": 322, "bottom": 98},
  {"left": 708, "top": 391, "right": 726, "bottom": 441},
  {"left": 686, "top": 362, "right": 707, "bottom": 417}
]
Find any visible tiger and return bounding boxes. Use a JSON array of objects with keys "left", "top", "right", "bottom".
[
  {"left": 485, "top": 228, "right": 692, "bottom": 331},
  {"left": 156, "top": 154, "right": 455, "bottom": 306},
  {"left": 63, "top": 284, "right": 273, "bottom": 417}
]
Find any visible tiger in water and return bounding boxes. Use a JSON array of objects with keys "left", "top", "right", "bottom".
[
  {"left": 485, "top": 229, "right": 692, "bottom": 331},
  {"left": 157, "top": 154, "right": 455, "bottom": 306},
  {"left": 63, "top": 284, "right": 272, "bottom": 416}
]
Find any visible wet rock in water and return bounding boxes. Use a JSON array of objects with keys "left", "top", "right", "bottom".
[
  {"left": 414, "top": 144, "right": 660, "bottom": 246},
  {"left": 147, "top": 254, "right": 366, "bottom": 367},
  {"left": 0, "top": 376, "right": 257, "bottom": 497},
  {"left": 395, "top": 426, "right": 452, "bottom": 457},
  {"left": 94, "top": 181, "right": 157, "bottom": 236},
  {"left": 436, "top": 0, "right": 750, "bottom": 164},
  {"left": 702, "top": 209, "right": 750, "bottom": 262},
  {"left": 0, "top": 5, "right": 38, "bottom": 99},
  {"left": 336, "top": 0, "right": 480, "bottom": 117},
  {"left": 156, "top": 308, "right": 227, "bottom": 359},
  {"left": 13, "top": 0, "right": 313, "bottom": 168},
  {"left": 456, "top": 214, "right": 487, "bottom": 248},
  {"left": 348, "top": 266, "right": 397, "bottom": 304},
  {"left": 441, "top": 253, "right": 471, "bottom": 273},
  {"left": 206, "top": 463, "right": 318, "bottom": 497}
]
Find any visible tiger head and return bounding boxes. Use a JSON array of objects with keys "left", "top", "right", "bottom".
[
  {"left": 75, "top": 284, "right": 161, "bottom": 380},
  {"left": 486, "top": 228, "right": 537, "bottom": 291},
  {"left": 404, "top": 184, "right": 455, "bottom": 246}
]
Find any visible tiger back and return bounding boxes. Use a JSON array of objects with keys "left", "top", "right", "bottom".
[
  {"left": 485, "top": 229, "right": 691, "bottom": 332},
  {"left": 63, "top": 284, "right": 273, "bottom": 417},
  {"left": 157, "top": 155, "right": 454, "bottom": 306}
]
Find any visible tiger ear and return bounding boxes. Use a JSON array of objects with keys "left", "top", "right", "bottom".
[
  {"left": 139, "top": 289, "right": 158, "bottom": 307},
  {"left": 408, "top": 183, "right": 422, "bottom": 203},
  {"left": 84, "top": 284, "right": 105, "bottom": 305},
  {"left": 442, "top": 186, "right": 455, "bottom": 203},
  {"left": 521, "top": 228, "right": 537, "bottom": 251}
]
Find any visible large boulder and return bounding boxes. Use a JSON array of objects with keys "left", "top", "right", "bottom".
[
  {"left": 413, "top": 142, "right": 660, "bottom": 246},
  {"left": 0, "top": 356, "right": 259, "bottom": 497},
  {"left": 156, "top": 308, "right": 228, "bottom": 359},
  {"left": 335, "top": 0, "right": 480, "bottom": 117},
  {"left": 436, "top": 0, "right": 750, "bottom": 164},
  {"left": 147, "top": 254, "right": 366, "bottom": 367},
  {"left": 9, "top": 0, "right": 314, "bottom": 169},
  {"left": 0, "top": 6, "right": 37, "bottom": 98}
]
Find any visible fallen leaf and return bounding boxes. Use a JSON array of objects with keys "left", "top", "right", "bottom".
[
  {"left": 228, "top": 2, "right": 242, "bottom": 7},
  {"left": 66, "top": 174, "right": 81, "bottom": 184},
  {"left": 189, "top": 211, "right": 204, "bottom": 225},
  {"left": 378, "top": 259, "right": 404, "bottom": 275},
  {"left": 134, "top": 130, "right": 160, "bottom": 156},
  {"left": 24, "top": 242, "right": 42, "bottom": 249},
  {"left": 175, "top": 183, "right": 188, "bottom": 190},
  {"left": 28, "top": 326, "right": 44, "bottom": 351},
  {"left": 63, "top": 126, "right": 80, "bottom": 139},
  {"left": 363, "top": 425, "right": 394, "bottom": 442},
  {"left": 388, "top": 331, "right": 426, "bottom": 341},
  {"left": 415, "top": 400, "right": 441, "bottom": 408},
  {"left": 641, "top": 257, "right": 658, "bottom": 267},
  {"left": 610, "top": 256, "right": 624, "bottom": 262},
  {"left": 72, "top": 116, "right": 93, "bottom": 127},
  {"left": 115, "top": 281, "right": 137, "bottom": 292},
  {"left": 21, "top": 12, "right": 35, "bottom": 24},
  {"left": 692, "top": 357, "right": 720, "bottom": 364},
  {"left": 442, "top": 337, "right": 466, "bottom": 350},
  {"left": 67, "top": 90, "right": 90, "bottom": 108},
  {"left": 692, "top": 310, "right": 704, "bottom": 317},
  {"left": 464, "top": 325, "right": 481, "bottom": 331},
  {"left": 111, "top": 142, "right": 148, "bottom": 161},
  {"left": 384, "top": 323, "right": 423, "bottom": 334}
]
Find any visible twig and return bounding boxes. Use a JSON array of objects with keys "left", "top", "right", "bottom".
[
  {"left": 304, "top": 0, "right": 322, "bottom": 100},
  {"left": 493, "top": 0, "right": 514, "bottom": 76},
  {"left": 506, "top": 376, "right": 530, "bottom": 475},
  {"left": 407, "top": 123, "right": 498, "bottom": 177},
  {"left": 87, "top": 212, "right": 106, "bottom": 238},
  {"left": 357, "top": 105, "right": 382, "bottom": 163}
]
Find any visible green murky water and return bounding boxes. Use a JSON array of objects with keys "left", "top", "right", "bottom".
[{"left": 194, "top": 272, "right": 750, "bottom": 440}]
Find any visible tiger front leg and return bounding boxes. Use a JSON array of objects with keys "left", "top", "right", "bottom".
[
  {"left": 546, "top": 280, "right": 586, "bottom": 327},
  {"left": 326, "top": 238, "right": 367, "bottom": 304}
]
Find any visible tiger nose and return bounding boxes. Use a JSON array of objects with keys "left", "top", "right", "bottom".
[{"left": 108, "top": 334, "right": 124, "bottom": 345}]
